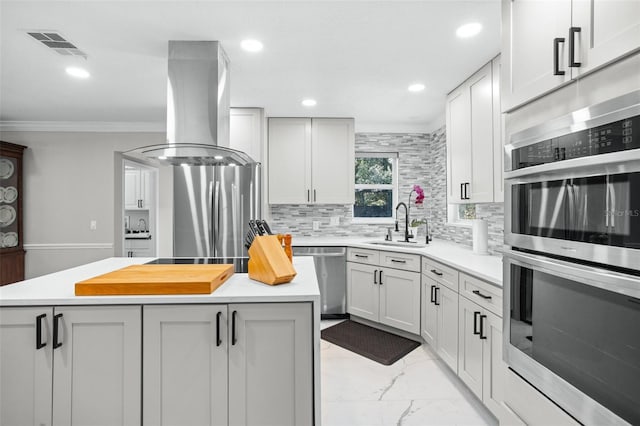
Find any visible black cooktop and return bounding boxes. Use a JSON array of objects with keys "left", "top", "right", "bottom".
[{"left": 145, "top": 257, "right": 249, "bottom": 273}]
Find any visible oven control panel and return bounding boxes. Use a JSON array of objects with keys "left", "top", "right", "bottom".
[{"left": 512, "top": 115, "right": 640, "bottom": 170}]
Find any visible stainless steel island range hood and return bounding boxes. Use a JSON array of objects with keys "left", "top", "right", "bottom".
[{"left": 127, "top": 40, "right": 255, "bottom": 166}]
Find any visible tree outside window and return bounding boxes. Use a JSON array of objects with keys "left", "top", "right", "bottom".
[{"left": 353, "top": 153, "right": 398, "bottom": 220}]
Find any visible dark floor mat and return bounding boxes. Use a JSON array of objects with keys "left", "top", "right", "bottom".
[{"left": 321, "top": 320, "right": 421, "bottom": 365}]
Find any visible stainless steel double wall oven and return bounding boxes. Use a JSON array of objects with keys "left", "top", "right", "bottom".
[{"left": 503, "top": 91, "right": 640, "bottom": 425}]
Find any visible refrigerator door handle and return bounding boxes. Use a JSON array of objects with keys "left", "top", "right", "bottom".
[{"left": 213, "top": 180, "right": 221, "bottom": 257}]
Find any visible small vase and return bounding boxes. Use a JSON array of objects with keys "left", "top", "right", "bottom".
[{"left": 409, "top": 226, "right": 419, "bottom": 238}]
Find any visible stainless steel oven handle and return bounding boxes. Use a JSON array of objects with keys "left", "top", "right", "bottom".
[{"left": 503, "top": 249, "right": 640, "bottom": 299}]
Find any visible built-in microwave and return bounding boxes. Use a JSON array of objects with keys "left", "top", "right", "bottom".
[
  {"left": 505, "top": 90, "right": 640, "bottom": 271},
  {"left": 504, "top": 249, "right": 640, "bottom": 425}
]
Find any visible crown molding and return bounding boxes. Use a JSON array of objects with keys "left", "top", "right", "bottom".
[{"left": 0, "top": 120, "right": 165, "bottom": 133}]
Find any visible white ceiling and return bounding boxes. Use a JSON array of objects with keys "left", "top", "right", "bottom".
[{"left": 0, "top": 0, "right": 501, "bottom": 133}]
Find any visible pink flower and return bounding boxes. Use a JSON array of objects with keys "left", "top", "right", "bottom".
[{"left": 412, "top": 185, "right": 424, "bottom": 205}]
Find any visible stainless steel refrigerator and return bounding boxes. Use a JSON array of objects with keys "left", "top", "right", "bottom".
[{"left": 173, "top": 163, "right": 261, "bottom": 257}]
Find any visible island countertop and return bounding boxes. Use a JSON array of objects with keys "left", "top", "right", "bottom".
[{"left": 0, "top": 257, "right": 320, "bottom": 307}]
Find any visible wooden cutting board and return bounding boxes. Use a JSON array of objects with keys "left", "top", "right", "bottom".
[{"left": 75, "top": 264, "right": 234, "bottom": 296}]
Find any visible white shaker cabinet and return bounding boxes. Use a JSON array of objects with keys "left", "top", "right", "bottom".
[
  {"left": 143, "top": 305, "right": 228, "bottom": 426},
  {"left": 0, "top": 307, "right": 53, "bottom": 426},
  {"left": 230, "top": 107, "right": 264, "bottom": 163},
  {"left": 228, "top": 303, "right": 313, "bottom": 426},
  {"left": 143, "top": 303, "right": 313, "bottom": 426},
  {"left": 502, "top": 0, "right": 640, "bottom": 111},
  {"left": 0, "top": 306, "right": 142, "bottom": 426},
  {"left": 124, "top": 166, "right": 153, "bottom": 210},
  {"left": 447, "top": 58, "right": 502, "bottom": 204},
  {"left": 268, "top": 117, "right": 354, "bottom": 204},
  {"left": 347, "top": 249, "right": 421, "bottom": 334}
]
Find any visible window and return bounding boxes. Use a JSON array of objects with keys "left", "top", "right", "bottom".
[
  {"left": 447, "top": 203, "right": 477, "bottom": 226},
  {"left": 353, "top": 153, "right": 398, "bottom": 222}
]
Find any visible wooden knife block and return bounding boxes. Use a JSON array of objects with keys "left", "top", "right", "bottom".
[{"left": 248, "top": 235, "right": 297, "bottom": 285}]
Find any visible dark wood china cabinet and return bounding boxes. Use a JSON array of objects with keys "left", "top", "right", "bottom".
[{"left": 0, "top": 141, "right": 27, "bottom": 285}]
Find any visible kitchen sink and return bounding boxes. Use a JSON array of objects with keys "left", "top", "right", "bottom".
[{"left": 368, "top": 240, "right": 427, "bottom": 248}]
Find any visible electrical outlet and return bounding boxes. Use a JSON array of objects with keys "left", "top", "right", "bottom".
[
  {"left": 330, "top": 216, "right": 340, "bottom": 226},
  {"left": 90, "top": 220, "right": 97, "bottom": 230},
  {"left": 312, "top": 221, "right": 320, "bottom": 231}
]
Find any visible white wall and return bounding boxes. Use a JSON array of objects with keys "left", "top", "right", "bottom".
[{"left": 0, "top": 130, "right": 167, "bottom": 278}]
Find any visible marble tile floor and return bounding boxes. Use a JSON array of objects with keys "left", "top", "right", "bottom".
[{"left": 320, "top": 320, "right": 498, "bottom": 426}]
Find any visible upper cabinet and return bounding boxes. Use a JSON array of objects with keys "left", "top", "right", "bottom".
[
  {"left": 502, "top": 0, "right": 640, "bottom": 111},
  {"left": 124, "top": 166, "right": 153, "bottom": 210},
  {"left": 230, "top": 108, "right": 264, "bottom": 163},
  {"left": 446, "top": 56, "right": 503, "bottom": 205},
  {"left": 268, "top": 117, "right": 355, "bottom": 204}
]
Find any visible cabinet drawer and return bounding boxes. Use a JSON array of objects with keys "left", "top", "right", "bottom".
[
  {"left": 422, "top": 257, "right": 458, "bottom": 292},
  {"left": 379, "top": 251, "right": 420, "bottom": 272},
  {"left": 459, "top": 273, "right": 502, "bottom": 317},
  {"left": 347, "top": 248, "right": 379, "bottom": 265}
]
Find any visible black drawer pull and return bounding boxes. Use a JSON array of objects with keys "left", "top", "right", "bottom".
[
  {"left": 231, "top": 310, "right": 238, "bottom": 345},
  {"left": 373, "top": 269, "right": 378, "bottom": 284},
  {"left": 430, "top": 285, "right": 436, "bottom": 303},
  {"left": 472, "top": 290, "right": 492, "bottom": 300},
  {"left": 53, "top": 313, "right": 63, "bottom": 349},
  {"left": 216, "top": 311, "right": 222, "bottom": 347},
  {"left": 479, "top": 315, "right": 487, "bottom": 340},
  {"left": 379, "top": 270, "right": 383, "bottom": 285},
  {"left": 391, "top": 259, "right": 407, "bottom": 264},
  {"left": 434, "top": 287, "right": 440, "bottom": 306},
  {"left": 473, "top": 311, "right": 481, "bottom": 335},
  {"left": 354, "top": 254, "right": 368, "bottom": 258},
  {"left": 430, "top": 269, "right": 443, "bottom": 277},
  {"left": 36, "top": 314, "right": 47, "bottom": 350}
]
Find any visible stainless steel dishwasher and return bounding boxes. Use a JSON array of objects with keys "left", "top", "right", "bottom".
[{"left": 293, "top": 246, "right": 347, "bottom": 318}]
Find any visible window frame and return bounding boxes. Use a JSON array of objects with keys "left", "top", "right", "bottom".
[
  {"left": 352, "top": 152, "right": 399, "bottom": 224},
  {"left": 446, "top": 203, "right": 476, "bottom": 227}
]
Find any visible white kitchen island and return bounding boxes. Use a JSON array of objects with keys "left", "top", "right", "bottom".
[{"left": 0, "top": 256, "right": 321, "bottom": 426}]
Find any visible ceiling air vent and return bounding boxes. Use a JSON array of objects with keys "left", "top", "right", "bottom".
[{"left": 27, "top": 31, "right": 87, "bottom": 58}]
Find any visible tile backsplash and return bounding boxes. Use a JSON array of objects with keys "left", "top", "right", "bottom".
[{"left": 269, "top": 127, "right": 504, "bottom": 255}]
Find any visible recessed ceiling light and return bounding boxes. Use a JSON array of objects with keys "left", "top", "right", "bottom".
[
  {"left": 302, "top": 99, "right": 317, "bottom": 107},
  {"left": 65, "top": 66, "right": 90, "bottom": 79},
  {"left": 241, "top": 39, "right": 263, "bottom": 52},
  {"left": 214, "top": 155, "right": 224, "bottom": 160},
  {"left": 158, "top": 156, "right": 167, "bottom": 160},
  {"left": 408, "top": 83, "right": 425, "bottom": 92},
  {"left": 456, "top": 22, "right": 482, "bottom": 38}
]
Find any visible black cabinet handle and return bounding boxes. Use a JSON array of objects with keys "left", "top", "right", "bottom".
[
  {"left": 216, "top": 311, "right": 222, "bottom": 347},
  {"left": 472, "top": 290, "right": 492, "bottom": 300},
  {"left": 36, "top": 313, "right": 47, "bottom": 350},
  {"left": 430, "top": 269, "right": 443, "bottom": 277},
  {"left": 569, "top": 27, "right": 582, "bottom": 67},
  {"left": 480, "top": 315, "right": 487, "bottom": 340},
  {"left": 374, "top": 269, "right": 378, "bottom": 284},
  {"left": 473, "top": 311, "right": 481, "bottom": 335},
  {"left": 53, "top": 313, "right": 63, "bottom": 349},
  {"left": 379, "top": 270, "right": 383, "bottom": 285},
  {"left": 390, "top": 259, "right": 407, "bottom": 264},
  {"left": 460, "top": 183, "right": 464, "bottom": 200},
  {"left": 231, "top": 310, "right": 238, "bottom": 346},
  {"left": 307, "top": 190, "right": 310, "bottom": 202},
  {"left": 313, "top": 189, "right": 316, "bottom": 202},
  {"left": 354, "top": 254, "right": 368, "bottom": 258},
  {"left": 464, "top": 183, "right": 470, "bottom": 200},
  {"left": 553, "top": 37, "right": 566, "bottom": 76},
  {"left": 430, "top": 285, "right": 436, "bottom": 303},
  {"left": 434, "top": 287, "right": 440, "bottom": 306}
]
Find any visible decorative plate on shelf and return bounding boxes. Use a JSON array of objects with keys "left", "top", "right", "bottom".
[
  {"left": 0, "top": 205, "right": 16, "bottom": 227},
  {"left": 2, "top": 232, "right": 18, "bottom": 247},
  {"left": 3, "top": 186, "right": 17, "bottom": 203},
  {"left": 0, "top": 159, "right": 14, "bottom": 179}
]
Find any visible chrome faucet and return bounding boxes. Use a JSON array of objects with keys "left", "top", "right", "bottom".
[{"left": 395, "top": 202, "right": 412, "bottom": 243}]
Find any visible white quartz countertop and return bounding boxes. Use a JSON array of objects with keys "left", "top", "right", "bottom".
[
  {"left": 0, "top": 257, "right": 320, "bottom": 307},
  {"left": 292, "top": 236, "right": 503, "bottom": 286}
]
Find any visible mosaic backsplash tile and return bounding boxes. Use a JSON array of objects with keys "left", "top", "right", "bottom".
[{"left": 269, "top": 128, "right": 504, "bottom": 255}]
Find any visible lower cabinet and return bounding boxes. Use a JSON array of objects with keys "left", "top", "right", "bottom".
[
  {"left": 347, "top": 259, "right": 421, "bottom": 334},
  {"left": 0, "top": 305, "right": 141, "bottom": 426},
  {"left": 421, "top": 274, "right": 459, "bottom": 372},
  {"left": 143, "top": 302, "right": 313, "bottom": 426},
  {"left": 458, "top": 296, "right": 512, "bottom": 419}
]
